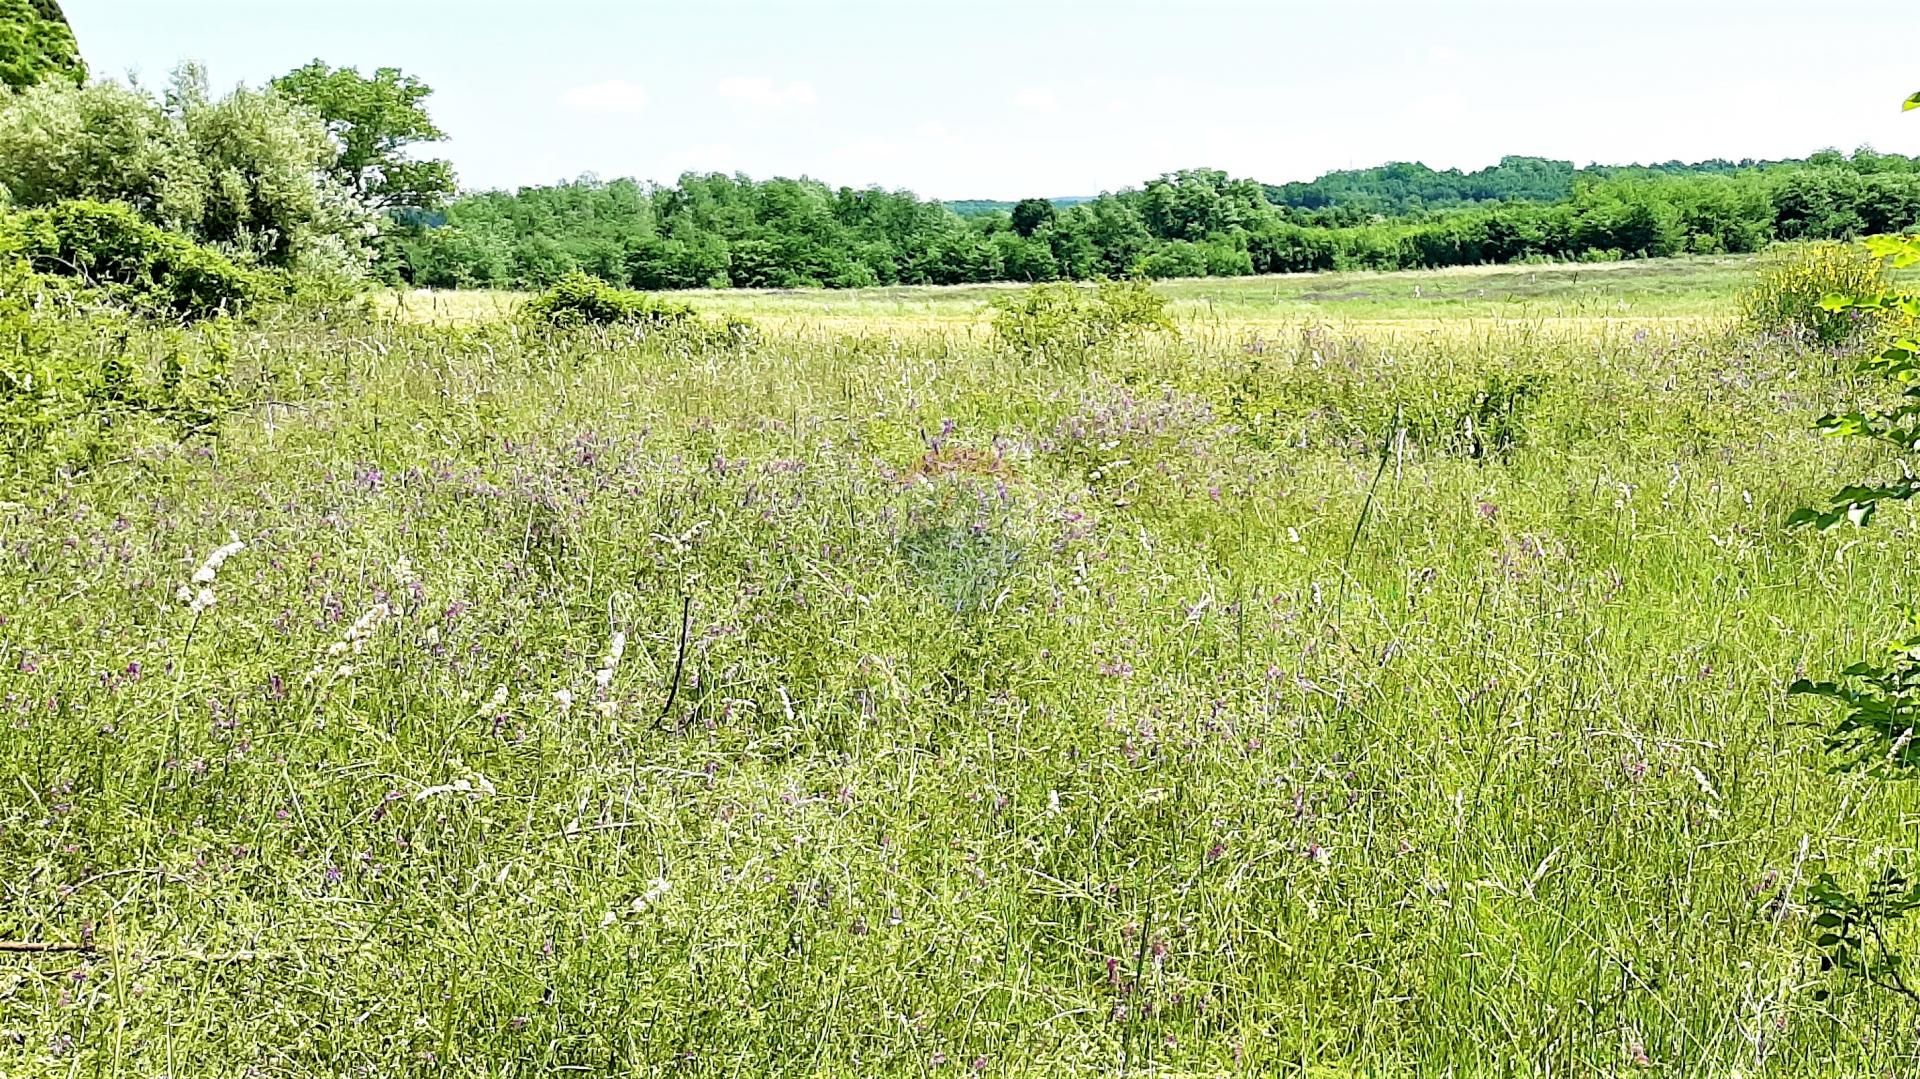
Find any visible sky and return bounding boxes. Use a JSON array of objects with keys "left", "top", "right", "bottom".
[{"left": 61, "top": 0, "right": 1920, "bottom": 200}]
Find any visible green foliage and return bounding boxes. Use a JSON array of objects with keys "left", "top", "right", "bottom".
[
  {"left": 1805, "top": 869, "right": 1920, "bottom": 1006},
  {"left": 1785, "top": 94, "right": 1920, "bottom": 1015},
  {"left": 270, "top": 60, "right": 455, "bottom": 211},
  {"left": 0, "top": 68, "right": 375, "bottom": 272},
  {"left": 7, "top": 199, "right": 262, "bottom": 318},
  {"left": 0, "top": 79, "right": 200, "bottom": 222},
  {"left": 522, "top": 271, "right": 695, "bottom": 328},
  {"left": 1459, "top": 370, "right": 1545, "bottom": 461},
  {"left": 1009, "top": 197, "right": 1056, "bottom": 238},
  {"left": 1740, "top": 242, "right": 1892, "bottom": 346},
  {"left": 0, "top": 258, "right": 240, "bottom": 463},
  {"left": 398, "top": 153, "right": 1920, "bottom": 294},
  {"left": 0, "top": 0, "right": 83, "bottom": 89},
  {"left": 1790, "top": 617, "right": 1920, "bottom": 773},
  {"left": 0, "top": 258, "right": 70, "bottom": 457},
  {"left": 989, "top": 278, "right": 1173, "bottom": 361}
]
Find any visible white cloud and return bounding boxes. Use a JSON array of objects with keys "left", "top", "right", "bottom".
[
  {"left": 1011, "top": 86, "right": 1061, "bottom": 114},
  {"left": 561, "top": 80, "right": 651, "bottom": 115},
  {"left": 717, "top": 77, "right": 818, "bottom": 114}
]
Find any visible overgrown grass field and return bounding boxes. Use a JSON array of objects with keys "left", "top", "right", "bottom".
[
  {"left": 388, "top": 255, "right": 1771, "bottom": 331},
  {"left": 4, "top": 261, "right": 1919, "bottom": 1075}
]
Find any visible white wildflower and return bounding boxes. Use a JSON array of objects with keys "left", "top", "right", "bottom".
[
  {"left": 344, "top": 603, "right": 390, "bottom": 653},
  {"left": 595, "top": 629, "right": 627, "bottom": 693},
  {"left": 191, "top": 536, "right": 246, "bottom": 585},
  {"left": 415, "top": 765, "right": 497, "bottom": 802},
  {"left": 487, "top": 684, "right": 508, "bottom": 714},
  {"left": 553, "top": 689, "right": 575, "bottom": 715},
  {"left": 603, "top": 877, "right": 673, "bottom": 926},
  {"left": 181, "top": 535, "right": 244, "bottom": 614}
]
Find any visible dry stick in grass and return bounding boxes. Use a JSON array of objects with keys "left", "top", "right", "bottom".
[
  {"left": 0, "top": 941, "right": 95, "bottom": 954},
  {"left": 657, "top": 594, "right": 693, "bottom": 730}
]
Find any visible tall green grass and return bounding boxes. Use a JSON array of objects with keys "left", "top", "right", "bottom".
[{"left": 1, "top": 298, "right": 1916, "bottom": 1075}]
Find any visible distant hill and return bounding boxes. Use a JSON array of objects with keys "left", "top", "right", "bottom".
[
  {"left": 944, "top": 196, "right": 1092, "bottom": 218},
  {"left": 1260, "top": 153, "right": 1864, "bottom": 216},
  {"left": 945, "top": 154, "right": 1860, "bottom": 220}
]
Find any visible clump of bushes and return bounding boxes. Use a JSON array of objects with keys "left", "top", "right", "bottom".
[
  {"left": 989, "top": 279, "right": 1174, "bottom": 361},
  {"left": 1740, "top": 241, "right": 1891, "bottom": 347},
  {"left": 0, "top": 257, "right": 242, "bottom": 465},
  {"left": 523, "top": 272, "right": 697, "bottom": 328},
  {"left": 3, "top": 200, "right": 262, "bottom": 319}
]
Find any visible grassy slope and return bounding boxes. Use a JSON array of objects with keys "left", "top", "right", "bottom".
[{"left": 4, "top": 260, "right": 1920, "bottom": 1074}]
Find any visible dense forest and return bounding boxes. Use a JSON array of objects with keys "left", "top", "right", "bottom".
[{"left": 394, "top": 152, "right": 1920, "bottom": 291}]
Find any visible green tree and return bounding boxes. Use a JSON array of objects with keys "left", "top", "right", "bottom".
[
  {"left": 0, "top": 79, "right": 200, "bottom": 224},
  {"left": 0, "top": 0, "right": 84, "bottom": 90},
  {"left": 270, "top": 60, "right": 455, "bottom": 210},
  {"left": 1009, "top": 197, "right": 1056, "bottom": 238},
  {"left": 0, "top": 67, "right": 375, "bottom": 271}
]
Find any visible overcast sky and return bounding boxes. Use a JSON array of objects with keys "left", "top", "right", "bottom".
[{"left": 63, "top": 0, "right": 1920, "bottom": 200}]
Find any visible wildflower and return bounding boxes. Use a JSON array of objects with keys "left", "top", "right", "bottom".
[
  {"left": 553, "top": 688, "right": 575, "bottom": 715},
  {"left": 191, "top": 536, "right": 246, "bottom": 585},
  {"left": 415, "top": 772, "right": 496, "bottom": 801},
  {"left": 595, "top": 629, "right": 627, "bottom": 693},
  {"left": 179, "top": 535, "right": 244, "bottom": 616},
  {"left": 344, "top": 603, "right": 390, "bottom": 652},
  {"left": 600, "top": 876, "right": 672, "bottom": 926}
]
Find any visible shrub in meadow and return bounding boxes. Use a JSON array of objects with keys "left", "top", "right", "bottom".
[
  {"left": 0, "top": 252, "right": 246, "bottom": 465},
  {"left": 522, "top": 271, "right": 696, "bottom": 329},
  {"left": 989, "top": 278, "right": 1173, "bottom": 362},
  {"left": 1740, "top": 241, "right": 1891, "bottom": 347},
  {"left": 4, "top": 199, "right": 262, "bottom": 318}
]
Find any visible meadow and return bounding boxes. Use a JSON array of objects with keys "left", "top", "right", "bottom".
[{"left": 5, "top": 257, "right": 1920, "bottom": 1076}]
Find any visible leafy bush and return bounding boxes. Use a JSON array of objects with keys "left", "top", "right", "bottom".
[
  {"left": 989, "top": 279, "right": 1174, "bottom": 361},
  {"left": 1740, "top": 241, "right": 1890, "bottom": 346},
  {"left": 1783, "top": 96, "right": 1920, "bottom": 1004},
  {"left": 5, "top": 200, "right": 262, "bottom": 318},
  {"left": 523, "top": 271, "right": 696, "bottom": 328},
  {"left": 0, "top": 68, "right": 376, "bottom": 273},
  {"left": 0, "top": 259, "right": 72, "bottom": 458},
  {"left": 0, "top": 257, "right": 241, "bottom": 464}
]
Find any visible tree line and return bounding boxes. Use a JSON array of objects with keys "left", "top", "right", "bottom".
[
  {"left": 394, "top": 155, "right": 1920, "bottom": 291},
  {"left": 7, "top": 8, "right": 1920, "bottom": 299}
]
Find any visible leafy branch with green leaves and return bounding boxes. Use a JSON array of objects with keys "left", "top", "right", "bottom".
[{"left": 1786, "top": 87, "right": 1920, "bottom": 1010}]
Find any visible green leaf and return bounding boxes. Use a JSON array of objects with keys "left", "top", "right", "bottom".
[{"left": 1905, "top": 91, "right": 1920, "bottom": 112}]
